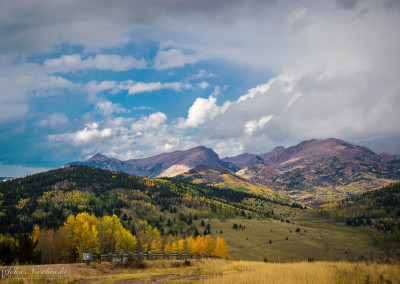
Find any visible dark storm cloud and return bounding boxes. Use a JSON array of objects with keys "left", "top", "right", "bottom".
[
  {"left": 0, "top": 0, "right": 273, "bottom": 55},
  {"left": 336, "top": 0, "right": 360, "bottom": 9}
]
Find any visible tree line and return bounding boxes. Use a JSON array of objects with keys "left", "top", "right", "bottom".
[{"left": 0, "top": 212, "right": 229, "bottom": 265}]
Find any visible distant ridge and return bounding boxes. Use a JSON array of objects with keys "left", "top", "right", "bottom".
[
  {"left": 68, "top": 146, "right": 239, "bottom": 178},
  {"left": 67, "top": 138, "right": 400, "bottom": 206}
]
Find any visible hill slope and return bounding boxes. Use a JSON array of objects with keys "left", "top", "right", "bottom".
[
  {"left": 0, "top": 165, "right": 296, "bottom": 235},
  {"left": 176, "top": 165, "right": 288, "bottom": 202},
  {"left": 318, "top": 183, "right": 400, "bottom": 236}
]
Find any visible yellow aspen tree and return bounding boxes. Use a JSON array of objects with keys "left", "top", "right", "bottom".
[
  {"left": 98, "top": 215, "right": 119, "bottom": 253},
  {"left": 177, "top": 239, "right": 186, "bottom": 253},
  {"left": 194, "top": 235, "right": 205, "bottom": 254},
  {"left": 62, "top": 213, "right": 99, "bottom": 261},
  {"left": 215, "top": 237, "right": 229, "bottom": 259},
  {"left": 149, "top": 238, "right": 163, "bottom": 253},
  {"left": 115, "top": 229, "right": 137, "bottom": 252},
  {"left": 98, "top": 214, "right": 135, "bottom": 253},
  {"left": 134, "top": 220, "right": 150, "bottom": 252},
  {"left": 187, "top": 236, "right": 196, "bottom": 253},
  {"left": 31, "top": 224, "right": 40, "bottom": 243},
  {"left": 171, "top": 241, "right": 179, "bottom": 253},
  {"left": 164, "top": 242, "right": 172, "bottom": 253},
  {"left": 142, "top": 224, "right": 161, "bottom": 252},
  {"left": 204, "top": 235, "right": 216, "bottom": 254}
]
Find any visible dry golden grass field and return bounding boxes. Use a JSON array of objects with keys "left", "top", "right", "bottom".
[{"left": 1, "top": 259, "right": 399, "bottom": 284}]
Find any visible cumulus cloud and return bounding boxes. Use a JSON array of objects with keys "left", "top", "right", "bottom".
[
  {"left": 49, "top": 122, "right": 112, "bottom": 146},
  {"left": 244, "top": 115, "right": 273, "bottom": 136},
  {"left": 47, "top": 112, "right": 197, "bottom": 160},
  {"left": 177, "top": 95, "right": 225, "bottom": 129},
  {"left": 44, "top": 54, "right": 148, "bottom": 72},
  {"left": 203, "top": 67, "right": 400, "bottom": 153},
  {"left": 131, "top": 112, "right": 167, "bottom": 131}
]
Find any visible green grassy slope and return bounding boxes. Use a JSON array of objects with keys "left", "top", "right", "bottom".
[
  {"left": 194, "top": 199, "right": 399, "bottom": 261},
  {"left": 317, "top": 183, "right": 400, "bottom": 237}
]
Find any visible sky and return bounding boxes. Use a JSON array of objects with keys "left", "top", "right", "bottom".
[{"left": 1, "top": 0, "right": 400, "bottom": 177}]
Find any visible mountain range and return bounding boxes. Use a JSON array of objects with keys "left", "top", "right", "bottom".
[
  {"left": 356, "top": 135, "right": 400, "bottom": 157},
  {"left": 69, "top": 146, "right": 238, "bottom": 178},
  {"left": 69, "top": 138, "right": 400, "bottom": 206}
]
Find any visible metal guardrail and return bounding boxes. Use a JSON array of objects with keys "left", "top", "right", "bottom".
[{"left": 82, "top": 252, "right": 221, "bottom": 265}]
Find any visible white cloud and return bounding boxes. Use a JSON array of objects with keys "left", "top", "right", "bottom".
[
  {"left": 196, "top": 81, "right": 210, "bottom": 89},
  {"left": 44, "top": 54, "right": 147, "bottom": 72},
  {"left": 95, "top": 100, "right": 129, "bottom": 116},
  {"left": 244, "top": 115, "right": 273, "bottom": 136},
  {"left": 85, "top": 81, "right": 118, "bottom": 94},
  {"left": 203, "top": 67, "right": 400, "bottom": 153},
  {"left": 84, "top": 80, "right": 192, "bottom": 96},
  {"left": 122, "top": 81, "right": 191, "bottom": 95},
  {"left": 38, "top": 112, "right": 69, "bottom": 128},
  {"left": 131, "top": 112, "right": 167, "bottom": 131},
  {"left": 211, "top": 86, "right": 221, "bottom": 97},
  {"left": 190, "top": 69, "right": 217, "bottom": 80},
  {"left": 47, "top": 112, "right": 198, "bottom": 160},
  {"left": 177, "top": 95, "right": 221, "bottom": 129},
  {"left": 153, "top": 48, "right": 209, "bottom": 70},
  {"left": 49, "top": 122, "right": 112, "bottom": 146}
]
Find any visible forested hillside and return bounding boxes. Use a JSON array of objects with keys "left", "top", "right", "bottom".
[
  {"left": 318, "top": 183, "right": 400, "bottom": 238},
  {"left": 0, "top": 166, "right": 301, "bottom": 235}
]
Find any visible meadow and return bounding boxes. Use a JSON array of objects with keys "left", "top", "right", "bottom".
[
  {"left": 1, "top": 259, "right": 399, "bottom": 283},
  {"left": 196, "top": 199, "right": 399, "bottom": 262}
]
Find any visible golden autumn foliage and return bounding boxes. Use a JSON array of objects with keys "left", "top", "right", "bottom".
[
  {"left": 98, "top": 214, "right": 136, "bottom": 253},
  {"left": 215, "top": 236, "right": 229, "bottom": 259},
  {"left": 31, "top": 212, "right": 229, "bottom": 263},
  {"left": 61, "top": 213, "right": 100, "bottom": 260},
  {"left": 194, "top": 235, "right": 205, "bottom": 254},
  {"left": 204, "top": 235, "right": 216, "bottom": 254}
]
